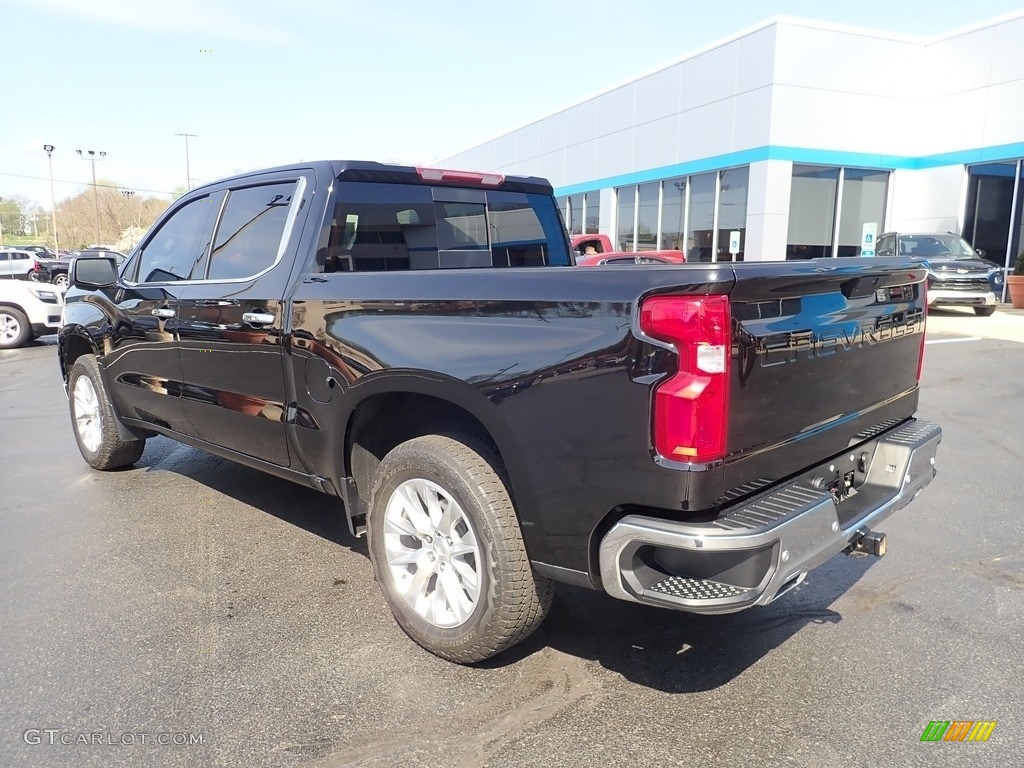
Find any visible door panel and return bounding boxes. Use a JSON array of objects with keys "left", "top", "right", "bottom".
[
  {"left": 177, "top": 289, "right": 291, "bottom": 465},
  {"left": 104, "top": 191, "right": 224, "bottom": 433},
  {"left": 176, "top": 177, "right": 308, "bottom": 467},
  {"left": 102, "top": 284, "right": 192, "bottom": 432}
]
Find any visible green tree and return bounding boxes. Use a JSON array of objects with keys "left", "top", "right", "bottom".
[{"left": 0, "top": 197, "right": 26, "bottom": 241}]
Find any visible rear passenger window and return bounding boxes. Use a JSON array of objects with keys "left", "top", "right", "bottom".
[
  {"left": 315, "top": 182, "right": 570, "bottom": 272},
  {"left": 207, "top": 183, "right": 295, "bottom": 280}
]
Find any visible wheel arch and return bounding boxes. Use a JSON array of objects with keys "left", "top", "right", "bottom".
[
  {"left": 340, "top": 375, "right": 535, "bottom": 540},
  {"left": 0, "top": 300, "right": 29, "bottom": 315},
  {"left": 59, "top": 327, "right": 100, "bottom": 383}
]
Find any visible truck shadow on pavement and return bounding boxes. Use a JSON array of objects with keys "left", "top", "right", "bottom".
[
  {"left": 486, "top": 556, "right": 877, "bottom": 693},
  {"left": 136, "top": 438, "right": 365, "bottom": 555},
  {"left": 136, "top": 438, "right": 876, "bottom": 693}
]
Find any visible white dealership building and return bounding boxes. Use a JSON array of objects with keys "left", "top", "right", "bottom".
[{"left": 440, "top": 12, "right": 1024, "bottom": 276}]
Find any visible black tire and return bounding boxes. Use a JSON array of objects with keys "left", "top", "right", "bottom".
[
  {"left": 0, "top": 305, "right": 31, "bottom": 349},
  {"left": 974, "top": 306, "right": 996, "bottom": 316},
  {"left": 68, "top": 355, "right": 146, "bottom": 470},
  {"left": 53, "top": 272, "right": 69, "bottom": 289},
  {"left": 366, "top": 434, "right": 555, "bottom": 664}
]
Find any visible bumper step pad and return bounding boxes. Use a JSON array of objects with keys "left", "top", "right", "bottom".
[
  {"left": 647, "top": 576, "right": 752, "bottom": 601},
  {"left": 599, "top": 418, "right": 942, "bottom": 614}
]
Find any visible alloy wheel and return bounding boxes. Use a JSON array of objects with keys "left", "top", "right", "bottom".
[
  {"left": 73, "top": 375, "right": 103, "bottom": 453},
  {"left": 382, "top": 478, "right": 482, "bottom": 628}
]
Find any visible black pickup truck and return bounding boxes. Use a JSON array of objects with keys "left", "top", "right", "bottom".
[{"left": 59, "top": 161, "right": 941, "bottom": 663}]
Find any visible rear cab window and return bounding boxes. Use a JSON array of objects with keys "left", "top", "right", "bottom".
[{"left": 314, "top": 181, "right": 571, "bottom": 273}]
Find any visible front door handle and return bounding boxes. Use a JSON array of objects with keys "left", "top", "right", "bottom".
[
  {"left": 151, "top": 307, "right": 176, "bottom": 318},
  {"left": 242, "top": 311, "right": 275, "bottom": 326}
]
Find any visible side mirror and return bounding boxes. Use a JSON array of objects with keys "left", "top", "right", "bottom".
[
  {"left": 976, "top": 248, "right": 987, "bottom": 258},
  {"left": 70, "top": 256, "right": 118, "bottom": 289}
]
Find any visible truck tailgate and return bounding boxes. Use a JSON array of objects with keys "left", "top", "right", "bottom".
[{"left": 720, "top": 258, "right": 927, "bottom": 504}]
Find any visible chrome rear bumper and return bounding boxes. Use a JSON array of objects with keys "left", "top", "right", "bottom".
[{"left": 598, "top": 419, "right": 942, "bottom": 613}]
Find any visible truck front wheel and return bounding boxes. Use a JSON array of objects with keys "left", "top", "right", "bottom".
[
  {"left": 367, "top": 434, "right": 554, "bottom": 663},
  {"left": 68, "top": 355, "right": 146, "bottom": 470}
]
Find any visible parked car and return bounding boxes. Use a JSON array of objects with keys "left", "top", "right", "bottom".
[
  {"left": 576, "top": 252, "right": 688, "bottom": 267},
  {"left": 874, "top": 232, "right": 1002, "bottom": 315},
  {"left": 571, "top": 233, "right": 686, "bottom": 265},
  {"left": 0, "top": 249, "right": 38, "bottom": 281},
  {"left": 0, "top": 280, "right": 63, "bottom": 348},
  {"left": 13, "top": 244, "right": 58, "bottom": 259},
  {"left": 41, "top": 249, "right": 126, "bottom": 289}
]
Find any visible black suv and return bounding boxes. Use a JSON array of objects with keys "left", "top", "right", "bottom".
[{"left": 875, "top": 232, "right": 1002, "bottom": 316}]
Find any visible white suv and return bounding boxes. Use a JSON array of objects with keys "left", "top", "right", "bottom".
[
  {"left": 0, "top": 248, "right": 37, "bottom": 281},
  {"left": 0, "top": 281, "right": 64, "bottom": 348}
]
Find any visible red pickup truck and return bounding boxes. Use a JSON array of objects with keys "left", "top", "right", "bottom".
[{"left": 572, "top": 233, "right": 686, "bottom": 266}]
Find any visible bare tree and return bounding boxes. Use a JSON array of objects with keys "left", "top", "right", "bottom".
[{"left": 55, "top": 180, "right": 172, "bottom": 250}]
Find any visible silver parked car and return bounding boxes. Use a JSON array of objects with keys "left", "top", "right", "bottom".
[{"left": 0, "top": 249, "right": 37, "bottom": 281}]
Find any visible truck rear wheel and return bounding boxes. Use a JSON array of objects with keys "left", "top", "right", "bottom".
[
  {"left": 68, "top": 355, "right": 147, "bottom": 470},
  {"left": 974, "top": 306, "right": 996, "bottom": 316},
  {"left": 366, "top": 434, "right": 554, "bottom": 663}
]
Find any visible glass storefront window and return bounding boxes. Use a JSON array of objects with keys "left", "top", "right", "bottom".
[
  {"left": 661, "top": 176, "right": 686, "bottom": 252},
  {"left": 837, "top": 169, "right": 888, "bottom": 257},
  {"left": 687, "top": 172, "right": 716, "bottom": 262},
  {"left": 600, "top": 166, "right": 748, "bottom": 258},
  {"left": 637, "top": 182, "right": 659, "bottom": 251},
  {"left": 787, "top": 165, "right": 839, "bottom": 260},
  {"left": 616, "top": 186, "right": 636, "bottom": 251},
  {"left": 964, "top": 162, "right": 1018, "bottom": 270},
  {"left": 569, "top": 195, "right": 583, "bottom": 236},
  {"left": 585, "top": 192, "right": 600, "bottom": 234},
  {"left": 1016, "top": 163, "right": 1024, "bottom": 272},
  {"left": 717, "top": 167, "right": 748, "bottom": 262}
]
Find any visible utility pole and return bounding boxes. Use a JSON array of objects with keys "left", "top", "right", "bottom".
[
  {"left": 121, "top": 190, "right": 138, "bottom": 248},
  {"left": 175, "top": 133, "right": 198, "bottom": 190},
  {"left": 76, "top": 149, "right": 107, "bottom": 245},
  {"left": 43, "top": 144, "right": 59, "bottom": 252}
]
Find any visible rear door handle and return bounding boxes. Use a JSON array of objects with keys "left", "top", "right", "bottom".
[
  {"left": 151, "top": 307, "right": 176, "bottom": 318},
  {"left": 242, "top": 311, "right": 275, "bottom": 326}
]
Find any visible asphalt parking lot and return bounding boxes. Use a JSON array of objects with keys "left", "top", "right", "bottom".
[{"left": 1, "top": 308, "right": 1021, "bottom": 768}]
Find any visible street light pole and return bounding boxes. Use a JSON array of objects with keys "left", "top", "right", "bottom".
[
  {"left": 43, "top": 144, "right": 59, "bottom": 252},
  {"left": 76, "top": 148, "right": 106, "bottom": 245},
  {"left": 174, "top": 133, "right": 198, "bottom": 190}
]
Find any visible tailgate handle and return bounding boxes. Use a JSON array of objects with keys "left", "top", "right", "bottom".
[
  {"left": 243, "top": 311, "right": 275, "bottom": 326},
  {"left": 841, "top": 276, "right": 882, "bottom": 299}
]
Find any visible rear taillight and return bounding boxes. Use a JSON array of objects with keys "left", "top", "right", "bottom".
[
  {"left": 639, "top": 294, "right": 731, "bottom": 463},
  {"left": 416, "top": 167, "right": 505, "bottom": 186},
  {"left": 917, "top": 282, "right": 927, "bottom": 382}
]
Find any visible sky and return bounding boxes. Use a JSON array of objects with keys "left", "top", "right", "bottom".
[{"left": 3, "top": 0, "right": 1024, "bottom": 209}]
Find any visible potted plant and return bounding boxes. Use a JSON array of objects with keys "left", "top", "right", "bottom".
[{"left": 1008, "top": 254, "right": 1024, "bottom": 310}]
